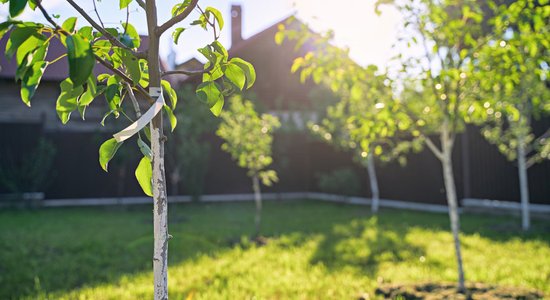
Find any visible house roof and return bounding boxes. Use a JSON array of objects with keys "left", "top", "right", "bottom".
[{"left": 174, "top": 14, "right": 322, "bottom": 110}]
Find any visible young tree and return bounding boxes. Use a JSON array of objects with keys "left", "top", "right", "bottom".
[
  {"left": 306, "top": 66, "right": 421, "bottom": 213},
  {"left": 475, "top": 0, "right": 550, "bottom": 231},
  {"left": 0, "top": 1, "right": 255, "bottom": 298},
  {"left": 277, "top": 26, "right": 421, "bottom": 213},
  {"left": 282, "top": 0, "right": 494, "bottom": 291},
  {"left": 216, "top": 96, "right": 280, "bottom": 237}
]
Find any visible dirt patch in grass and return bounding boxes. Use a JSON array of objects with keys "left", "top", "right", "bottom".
[{"left": 374, "top": 282, "right": 544, "bottom": 299}]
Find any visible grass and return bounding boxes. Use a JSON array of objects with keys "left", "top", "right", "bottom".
[{"left": 0, "top": 200, "right": 548, "bottom": 299}]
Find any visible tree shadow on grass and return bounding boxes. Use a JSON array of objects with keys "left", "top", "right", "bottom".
[{"left": 308, "top": 215, "right": 426, "bottom": 277}]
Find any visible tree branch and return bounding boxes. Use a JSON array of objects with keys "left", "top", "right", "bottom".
[
  {"left": 92, "top": 0, "right": 105, "bottom": 28},
  {"left": 65, "top": 0, "right": 146, "bottom": 59},
  {"left": 161, "top": 64, "right": 213, "bottom": 77},
  {"left": 157, "top": 0, "right": 199, "bottom": 34},
  {"left": 125, "top": 82, "right": 142, "bottom": 118},
  {"left": 35, "top": 1, "right": 61, "bottom": 30},
  {"left": 423, "top": 134, "right": 444, "bottom": 161}
]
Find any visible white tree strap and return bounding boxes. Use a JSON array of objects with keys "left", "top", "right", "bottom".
[{"left": 113, "top": 87, "right": 164, "bottom": 143}]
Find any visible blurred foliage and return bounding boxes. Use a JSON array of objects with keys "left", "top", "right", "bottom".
[
  {"left": 317, "top": 168, "right": 361, "bottom": 196},
  {"left": 474, "top": 0, "right": 550, "bottom": 166},
  {"left": 166, "top": 85, "right": 219, "bottom": 199},
  {"left": 217, "top": 96, "right": 281, "bottom": 186},
  {"left": 0, "top": 138, "right": 56, "bottom": 193}
]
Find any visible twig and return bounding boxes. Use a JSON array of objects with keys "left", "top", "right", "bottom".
[
  {"left": 35, "top": 1, "right": 61, "bottom": 30},
  {"left": 92, "top": 0, "right": 105, "bottom": 28},
  {"left": 161, "top": 64, "right": 213, "bottom": 77},
  {"left": 123, "top": 4, "right": 130, "bottom": 36},
  {"left": 125, "top": 82, "right": 142, "bottom": 118}
]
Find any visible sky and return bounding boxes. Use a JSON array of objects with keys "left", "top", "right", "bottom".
[{"left": 0, "top": 0, "right": 402, "bottom": 68}]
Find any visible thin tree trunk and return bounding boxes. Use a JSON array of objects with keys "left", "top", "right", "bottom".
[
  {"left": 440, "top": 128, "right": 465, "bottom": 292},
  {"left": 252, "top": 174, "right": 262, "bottom": 237},
  {"left": 366, "top": 152, "right": 380, "bottom": 213},
  {"left": 517, "top": 133, "right": 530, "bottom": 231},
  {"left": 145, "top": 2, "right": 169, "bottom": 299}
]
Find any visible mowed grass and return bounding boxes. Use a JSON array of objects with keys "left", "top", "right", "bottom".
[{"left": 0, "top": 200, "right": 548, "bottom": 299}]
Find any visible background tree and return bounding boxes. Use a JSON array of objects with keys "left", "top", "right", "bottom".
[
  {"left": 474, "top": 0, "right": 550, "bottom": 231},
  {"left": 216, "top": 96, "right": 280, "bottom": 237},
  {"left": 0, "top": 1, "right": 255, "bottom": 298},
  {"left": 278, "top": 28, "right": 421, "bottom": 213},
  {"left": 282, "top": 0, "right": 495, "bottom": 290}
]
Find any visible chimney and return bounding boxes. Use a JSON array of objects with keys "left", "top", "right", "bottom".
[{"left": 231, "top": 5, "right": 242, "bottom": 46}]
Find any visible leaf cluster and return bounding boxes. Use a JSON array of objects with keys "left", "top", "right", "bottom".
[{"left": 216, "top": 96, "right": 281, "bottom": 186}]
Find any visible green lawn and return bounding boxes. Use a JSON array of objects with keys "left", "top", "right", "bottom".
[{"left": 0, "top": 200, "right": 548, "bottom": 299}]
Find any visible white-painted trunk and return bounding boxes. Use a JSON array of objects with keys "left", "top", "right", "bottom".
[
  {"left": 252, "top": 174, "right": 262, "bottom": 236},
  {"left": 517, "top": 134, "right": 530, "bottom": 231},
  {"left": 151, "top": 123, "right": 169, "bottom": 300},
  {"left": 366, "top": 153, "right": 380, "bottom": 213},
  {"left": 440, "top": 129, "right": 465, "bottom": 292}
]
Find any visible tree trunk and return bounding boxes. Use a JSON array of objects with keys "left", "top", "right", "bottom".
[
  {"left": 145, "top": 3, "right": 169, "bottom": 299},
  {"left": 517, "top": 133, "right": 530, "bottom": 231},
  {"left": 440, "top": 129, "right": 465, "bottom": 292},
  {"left": 252, "top": 174, "right": 262, "bottom": 237},
  {"left": 366, "top": 153, "right": 380, "bottom": 213}
]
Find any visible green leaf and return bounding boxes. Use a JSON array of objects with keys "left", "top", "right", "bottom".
[
  {"left": 56, "top": 78, "right": 84, "bottom": 124},
  {"left": 197, "top": 45, "right": 220, "bottom": 64},
  {"left": 210, "top": 96, "right": 224, "bottom": 116},
  {"left": 120, "top": 0, "right": 132, "bottom": 9},
  {"left": 229, "top": 58, "right": 256, "bottom": 89},
  {"left": 67, "top": 34, "right": 95, "bottom": 87},
  {"left": 135, "top": 156, "right": 153, "bottom": 197},
  {"left": 203, "top": 61, "right": 223, "bottom": 82},
  {"left": 99, "top": 138, "right": 123, "bottom": 172},
  {"left": 223, "top": 63, "right": 246, "bottom": 90},
  {"left": 9, "top": 0, "right": 27, "bottom": 17},
  {"left": 62, "top": 17, "right": 77, "bottom": 33},
  {"left": 0, "top": 20, "right": 21, "bottom": 41},
  {"left": 77, "top": 75, "right": 100, "bottom": 119},
  {"left": 139, "top": 60, "right": 149, "bottom": 88},
  {"left": 21, "top": 61, "right": 47, "bottom": 106},
  {"left": 137, "top": 137, "right": 151, "bottom": 158},
  {"left": 172, "top": 27, "right": 185, "bottom": 45},
  {"left": 196, "top": 81, "right": 224, "bottom": 116},
  {"left": 5, "top": 26, "right": 37, "bottom": 59},
  {"left": 163, "top": 104, "right": 177, "bottom": 132},
  {"left": 78, "top": 26, "right": 93, "bottom": 40},
  {"left": 119, "top": 49, "right": 141, "bottom": 83},
  {"left": 120, "top": 22, "right": 140, "bottom": 48},
  {"left": 211, "top": 41, "right": 228, "bottom": 61},
  {"left": 105, "top": 76, "right": 121, "bottom": 111},
  {"left": 171, "top": 0, "right": 191, "bottom": 17},
  {"left": 161, "top": 80, "right": 177, "bottom": 109},
  {"left": 205, "top": 6, "right": 224, "bottom": 30},
  {"left": 15, "top": 33, "right": 45, "bottom": 66}
]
